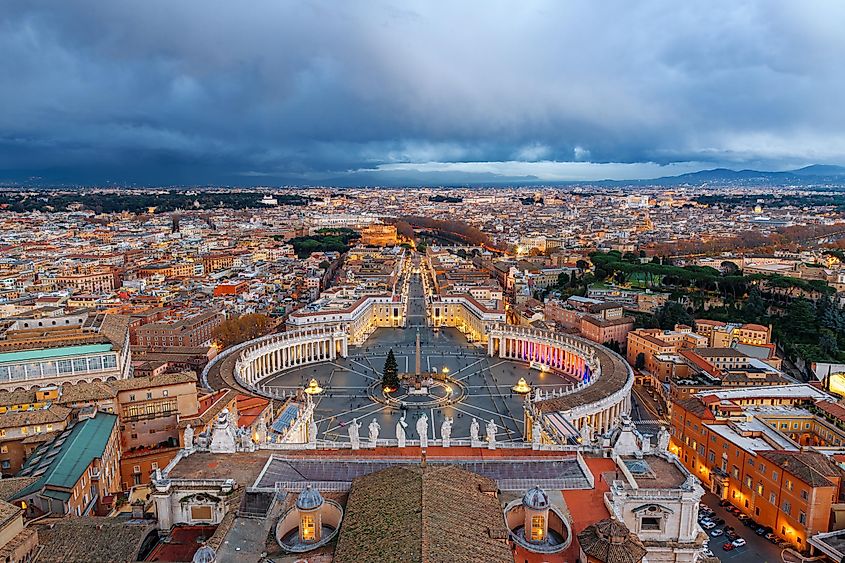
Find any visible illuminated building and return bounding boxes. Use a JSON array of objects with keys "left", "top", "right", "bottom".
[
  {"left": 670, "top": 384, "right": 845, "bottom": 551},
  {"left": 0, "top": 313, "right": 131, "bottom": 392}
]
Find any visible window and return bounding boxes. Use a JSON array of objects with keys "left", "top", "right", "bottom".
[
  {"left": 151, "top": 462, "right": 158, "bottom": 470},
  {"left": 799, "top": 511, "right": 807, "bottom": 525},
  {"left": 745, "top": 476, "right": 753, "bottom": 489},
  {"left": 129, "top": 394, "right": 135, "bottom": 402},
  {"left": 770, "top": 492, "right": 777, "bottom": 505},
  {"left": 786, "top": 479, "right": 793, "bottom": 491},
  {"left": 162, "top": 390, "right": 169, "bottom": 397},
  {"left": 530, "top": 515, "right": 545, "bottom": 541},
  {"left": 0, "top": 446, "right": 7, "bottom": 454},
  {"left": 146, "top": 392, "right": 153, "bottom": 400},
  {"left": 300, "top": 513, "right": 316, "bottom": 541},
  {"left": 641, "top": 517, "right": 662, "bottom": 531},
  {"left": 783, "top": 501, "right": 791, "bottom": 515},
  {"left": 801, "top": 490, "right": 808, "bottom": 501},
  {"left": 772, "top": 471, "right": 778, "bottom": 481}
]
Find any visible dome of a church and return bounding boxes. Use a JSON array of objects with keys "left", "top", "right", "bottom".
[
  {"left": 296, "top": 484, "right": 324, "bottom": 510},
  {"left": 522, "top": 485, "right": 549, "bottom": 510}
]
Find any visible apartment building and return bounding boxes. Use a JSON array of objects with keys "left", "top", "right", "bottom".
[
  {"left": 14, "top": 411, "right": 122, "bottom": 517},
  {"left": 669, "top": 385, "right": 845, "bottom": 551},
  {"left": 626, "top": 327, "right": 707, "bottom": 377},
  {"left": 135, "top": 309, "right": 223, "bottom": 348},
  {"left": 0, "top": 313, "right": 131, "bottom": 392}
]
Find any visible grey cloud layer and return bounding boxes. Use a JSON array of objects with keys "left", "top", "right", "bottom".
[{"left": 1, "top": 1, "right": 844, "bottom": 184}]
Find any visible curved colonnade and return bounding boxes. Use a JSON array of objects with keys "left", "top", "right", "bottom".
[
  {"left": 488, "top": 325, "right": 633, "bottom": 435},
  {"left": 224, "top": 324, "right": 633, "bottom": 438},
  {"left": 233, "top": 328, "right": 349, "bottom": 393}
]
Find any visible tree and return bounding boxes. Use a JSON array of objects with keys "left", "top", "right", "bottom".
[
  {"left": 635, "top": 352, "right": 646, "bottom": 370},
  {"left": 319, "top": 260, "right": 331, "bottom": 270},
  {"left": 382, "top": 349, "right": 400, "bottom": 391},
  {"left": 742, "top": 287, "right": 767, "bottom": 322},
  {"left": 784, "top": 300, "right": 817, "bottom": 338},
  {"left": 212, "top": 314, "right": 275, "bottom": 348},
  {"left": 576, "top": 259, "right": 589, "bottom": 272},
  {"left": 556, "top": 272, "right": 570, "bottom": 286},
  {"left": 655, "top": 301, "right": 694, "bottom": 330},
  {"left": 819, "top": 330, "right": 839, "bottom": 358}
]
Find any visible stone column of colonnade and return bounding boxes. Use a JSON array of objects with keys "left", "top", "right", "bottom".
[
  {"left": 238, "top": 331, "right": 350, "bottom": 388},
  {"left": 496, "top": 334, "right": 590, "bottom": 381}
]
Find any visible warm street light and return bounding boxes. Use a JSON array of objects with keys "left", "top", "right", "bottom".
[
  {"left": 512, "top": 377, "right": 531, "bottom": 394},
  {"left": 304, "top": 378, "right": 324, "bottom": 395}
]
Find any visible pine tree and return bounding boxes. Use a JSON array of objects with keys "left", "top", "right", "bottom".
[{"left": 382, "top": 349, "right": 400, "bottom": 391}]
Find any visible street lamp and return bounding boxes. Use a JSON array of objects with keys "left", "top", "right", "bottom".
[{"left": 304, "top": 378, "right": 324, "bottom": 395}]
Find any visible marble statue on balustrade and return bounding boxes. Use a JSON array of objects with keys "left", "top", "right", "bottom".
[
  {"left": 349, "top": 418, "right": 362, "bottom": 450},
  {"left": 470, "top": 417, "right": 481, "bottom": 447},
  {"left": 239, "top": 427, "right": 255, "bottom": 452},
  {"left": 440, "top": 416, "right": 453, "bottom": 448},
  {"left": 368, "top": 418, "right": 380, "bottom": 448},
  {"left": 534, "top": 387, "right": 542, "bottom": 403},
  {"left": 580, "top": 422, "right": 594, "bottom": 445},
  {"left": 210, "top": 409, "right": 238, "bottom": 454},
  {"left": 307, "top": 416, "right": 318, "bottom": 448},
  {"left": 256, "top": 415, "right": 267, "bottom": 444},
  {"left": 183, "top": 425, "right": 194, "bottom": 451},
  {"left": 416, "top": 414, "right": 429, "bottom": 448},
  {"left": 396, "top": 414, "right": 408, "bottom": 447},
  {"left": 531, "top": 420, "right": 542, "bottom": 448},
  {"left": 657, "top": 425, "right": 671, "bottom": 452},
  {"left": 486, "top": 419, "right": 497, "bottom": 450}
]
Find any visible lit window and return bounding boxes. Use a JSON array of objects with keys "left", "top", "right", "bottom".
[
  {"left": 301, "top": 514, "right": 316, "bottom": 541},
  {"left": 530, "top": 515, "right": 545, "bottom": 541}
]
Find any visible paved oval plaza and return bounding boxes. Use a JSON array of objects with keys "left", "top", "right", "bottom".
[{"left": 260, "top": 325, "right": 579, "bottom": 444}]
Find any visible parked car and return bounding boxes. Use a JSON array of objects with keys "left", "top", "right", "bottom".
[
  {"left": 765, "top": 533, "right": 777, "bottom": 542},
  {"left": 711, "top": 529, "right": 724, "bottom": 537},
  {"left": 729, "top": 506, "right": 743, "bottom": 516},
  {"left": 719, "top": 499, "right": 732, "bottom": 507},
  {"left": 701, "top": 521, "right": 717, "bottom": 530},
  {"left": 722, "top": 542, "right": 735, "bottom": 551},
  {"left": 726, "top": 530, "right": 739, "bottom": 540},
  {"left": 712, "top": 518, "right": 725, "bottom": 526},
  {"left": 732, "top": 538, "right": 747, "bottom": 548},
  {"left": 702, "top": 549, "right": 714, "bottom": 557},
  {"left": 755, "top": 526, "right": 771, "bottom": 536},
  {"left": 737, "top": 514, "right": 751, "bottom": 522}
]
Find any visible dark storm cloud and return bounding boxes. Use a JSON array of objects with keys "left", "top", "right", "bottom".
[{"left": 1, "top": 1, "right": 844, "bottom": 185}]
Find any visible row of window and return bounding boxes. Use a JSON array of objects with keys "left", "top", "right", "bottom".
[{"left": 0, "top": 354, "right": 118, "bottom": 381}]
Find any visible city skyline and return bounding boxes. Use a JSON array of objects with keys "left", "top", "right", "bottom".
[{"left": 3, "top": 1, "right": 845, "bottom": 185}]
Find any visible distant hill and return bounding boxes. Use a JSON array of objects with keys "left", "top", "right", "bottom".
[{"left": 611, "top": 164, "right": 845, "bottom": 187}]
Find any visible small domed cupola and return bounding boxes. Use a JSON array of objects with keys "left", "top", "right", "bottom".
[
  {"left": 296, "top": 484, "right": 324, "bottom": 511},
  {"left": 523, "top": 485, "right": 550, "bottom": 510},
  {"left": 522, "top": 485, "right": 550, "bottom": 543},
  {"left": 296, "top": 485, "right": 325, "bottom": 543},
  {"left": 192, "top": 545, "right": 216, "bottom": 563}
]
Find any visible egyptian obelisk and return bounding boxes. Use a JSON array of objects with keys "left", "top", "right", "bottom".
[{"left": 415, "top": 328, "right": 422, "bottom": 375}]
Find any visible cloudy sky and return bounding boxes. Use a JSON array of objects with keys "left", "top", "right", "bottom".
[{"left": 2, "top": 1, "right": 844, "bottom": 186}]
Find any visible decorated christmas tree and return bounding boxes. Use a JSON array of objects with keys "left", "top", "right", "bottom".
[{"left": 382, "top": 348, "right": 400, "bottom": 391}]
